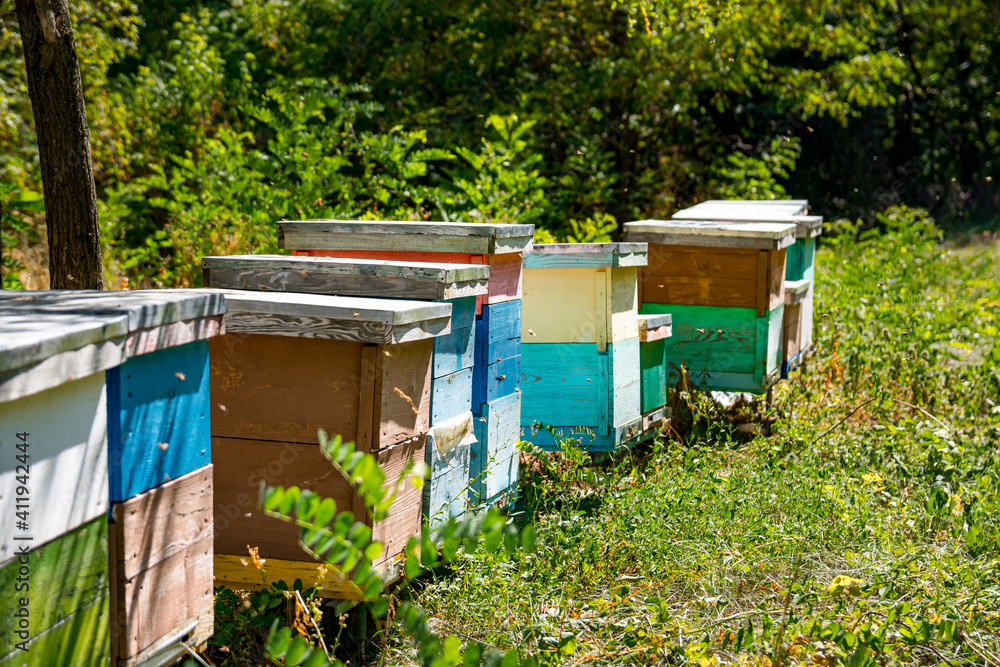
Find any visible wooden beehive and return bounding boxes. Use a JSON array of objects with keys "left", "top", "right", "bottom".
[
  {"left": 203, "top": 254, "right": 488, "bottom": 527},
  {"left": 638, "top": 313, "right": 673, "bottom": 434},
  {"left": 520, "top": 243, "right": 647, "bottom": 451},
  {"left": 0, "top": 289, "right": 224, "bottom": 666},
  {"left": 624, "top": 220, "right": 796, "bottom": 394},
  {"left": 0, "top": 312, "right": 124, "bottom": 665},
  {"left": 209, "top": 290, "right": 451, "bottom": 597},
  {"left": 276, "top": 220, "right": 533, "bottom": 508},
  {"left": 672, "top": 200, "right": 822, "bottom": 376}
]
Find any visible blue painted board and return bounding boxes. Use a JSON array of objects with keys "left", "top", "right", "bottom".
[
  {"left": 430, "top": 368, "right": 474, "bottom": 424},
  {"left": 520, "top": 343, "right": 602, "bottom": 428},
  {"left": 472, "top": 300, "right": 522, "bottom": 412},
  {"left": 480, "top": 300, "right": 521, "bottom": 343},
  {"left": 107, "top": 340, "right": 211, "bottom": 502},
  {"left": 424, "top": 441, "right": 471, "bottom": 529},
  {"left": 433, "top": 297, "right": 477, "bottom": 378},
  {"left": 471, "top": 392, "right": 520, "bottom": 507}
]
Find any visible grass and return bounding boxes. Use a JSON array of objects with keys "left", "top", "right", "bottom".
[{"left": 381, "top": 207, "right": 1000, "bottom": 666}]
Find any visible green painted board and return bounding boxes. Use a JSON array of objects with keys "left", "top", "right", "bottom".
[
  {"left": 0, "top": 517, "right": 110, "bottom": 666},
  {"left": 784, "top": 237, "right": 816, "bottom": 283},
  {"left": 640, "top": 338, "right": 667, "bottom": 414},
  {"left": 640, "top": 303, "right": 783, "bottom": 394}
]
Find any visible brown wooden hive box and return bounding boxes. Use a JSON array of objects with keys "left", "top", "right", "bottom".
[{"left": 208, "top": 290, "right": 452, "bottom": 597}]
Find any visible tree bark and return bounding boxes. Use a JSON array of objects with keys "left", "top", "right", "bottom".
[{"left": 14, "top": 0, "right": 103, "bottom": 289}]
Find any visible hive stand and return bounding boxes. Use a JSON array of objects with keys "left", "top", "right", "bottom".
[
  {"left": 638, "top": 313, "right": 673, "bottom": 435},
  {"left": 203, "top": 254, "right": 488, "bottom": 528},
  {"left": 672, "top": 200, "right": 823, "bottom": 377},
  {"left": 276, "top": 220, "right": 534, "bottom": 509},
  {"left": 624, "top": 220, "right": 796, "bottom": 394},
  {"left": 519, "top": 243, "right": 647, "bottom": 451},
  {"left": 209, "top": 290, "right": 451, "bottom": 598}
]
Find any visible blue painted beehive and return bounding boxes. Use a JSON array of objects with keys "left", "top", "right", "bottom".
[
  {"left": 671, "top": 200, "right": 823, "bottom": 377},
  {"left": 519, "top": 243, "right": 649, "bottom": 452},
  {"left": 274, "top": 220, "right": 535, "bottom": 510},
  {"left": 203, "top": 254, "right": 488, "bottom": 527}
]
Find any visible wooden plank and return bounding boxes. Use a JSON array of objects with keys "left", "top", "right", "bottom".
[
  {"left": 640, "top": 303, "right": 759, "bottom": 378},
  {"left": 640, "top": 338, "right": 667, "bottom": 415},
  {"left": 471, "top": 392, "right": 520, "bottom": 506},
  {"left": 0, "top": 372, "right": 109, "bottom": 565},
  {"left": 801, "top": 290, "right": 814, "bottom": 352},
  {"left": 783, "top": 302, "right": 802, "bottom": 362},
  {"left": 125, "top": 315, "right": 223, "bottom": 358},
  {"left": 523, "top": 243, "right": 647, "bottom": 268},
  {"left": 213, "top": 554, "right": 401, "bottom": 600},
  {"left": 638, "top": 313, "right": 672, "bottom": 342},
  {"left": 645, "top": 244, "right": 760, "bottom": 280},
  {"left": 522, "top": 266, "right": 601, "bottom": 345},
  {"left": 212, "top": 435, "right": 424, "bottom": 565},
  {"left": 756, "top": 250, "right": 769, "bottom": 317},
  {"left": 430, "top": 368, "right": 474, "bottom": 424},
  {"left": 610, "top": 338, "right": 641, "bottom": 428},
  {"left": 109, "top": 467, "right": 213, "bottom": 661},
  {"left": 520, "top": 343, "right": 603, "bottom": 427},
  {"left": 596, "top": 270, "right": 609, "bottom": 352},
  {"left": 484, "top": 356, "right": 520, "bottom": 403},
  {"left": 597, "top": 349, "right": 610, "bottom": 434},
  {"left": 210, "top": 333, "right": 364, "bottom": 445},
  {"left": 520, "top": 416, "right": 643, "bottom": 453},
  {"left": 768, "top": 249, "right": 787, "bottom": 311},
  {"left": 218, "top": 290, "right": 452, "bottom": 344},
  {"left": 108, "top": 340, "right": 212, "bottom": 502},
  {"left": 482, "top": 300, "right": 521, "bottom": 343},
  {"left": 0, "top": 518, "right": 110, "bottom": 666},
  {"left": 0, "top": 289, "right": 226, "bottom": 333},
  {"left": 609, "top": 267, "right": 639, "bottom": 343},
  {"left": 433, "top": 326, "right": 475, "bottom": 378},
  {"left": 0, "top": 337, "right": 124, "bottom": 405},
  {"left": 784, "top": 279, "right": 810, "bottom": 306},
  {"left": 766, "top": 304, "right": 785, "bottom": 376},
  {"left": 0, "top": 312, "right": 127, "bottom": 376},
  {"left": 373, "top": 340, "right": 433, "bottom": 449},
  {"left": 423, "top": 412, "right": 474, "bottom": 528},
  {"left": 203, "top": 254, "right": 489, "bottom": 301},
  {"left": 483, "top": 252, "right": 524, "bottom": 305},
  {"left": 672, "top": 201, "right": 822, "bottom": 239},
  {"left": 278, "top": 220, "right": 535, "bottom": 255},
  {"left": 624, "top": 220, "right": 796, "bottom": 250}
]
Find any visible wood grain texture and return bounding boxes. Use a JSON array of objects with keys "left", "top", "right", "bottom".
[
  {"left": 219, "top": 290, "right": 452, "bottom": 344},
  {"left": 0, "top": 372, "right": 109, "bottom": 565},
  {"left": 277, "top": 220, "right": 534, "bottom": 254},
  {"left": 520, "top": 416, "right": 643, "bottom": 453},
  {"left": 640, "top": 338, "right": 667, "bottom": 415},
  {"left": 520, "top": 343, "right": 603, "bottom": 427},
  {"left": 212, "top": 435, "right": 424, "bottom": 565},
  {"left": 203, "top": 254, "right": 489, "bottom": 301},
  {"left": 609, "top": 338, "right": 642, "bottom": 428},
  {"left": 109, "top": 466, "right": 213, "bottom": 662},
  {"left": 641, "top": 245, "right": 759, "bottom": 310},
  {"left": 211, "top": 334, "right": 432, "bottom": 450},
  {"left": 210, "top": 333, "right": 364, "bottom": 445},
  {"left": 213, "top": 554, "right": 401, "bottom": 600},
  {"left": 0, "top": 312, "right": 126, "bottom": 376},
  {"left": 624, "top": 220, "right": 796, "bottom": 250},
  {"left": 768, "top": 248, "right": 787, "bottom": 312},
  {"left": 125, "top": 315, "right": 223, "bottom": 358},
  {"left": 671, "top": 201, "right": 822, "bottom": 239},
  {"left": 423, "top": 412, "right": 474, "bottom": 528},
  {"left": 430, "top": 368, "right": 474, "bottom": 424},
  {"left": 522, "top": 267, "right": 637, "bottom": 344},
  {"left": 471, "top": 392, "right": 520, "bottom": 507},
  {"left": 784, "top": 279, "right": 810, "bottom": 306},
  {"left": 783, "top": 301, "right": 802, "bottom": 361},
  {"left": 0, "top": 337, "right": 124, "bottom": 405},
  {"left": 483, "top": 252, "right": 524, "bottom": 305},
  {"left": 0, "top": 517, "right": 110, "bottom": 666},
  {"left": 431, "top": 296, "right": 477, "bottom": 378},
  {"left": 0, "top": 289, "right": 226, "bottom": 332},
  {"left": 638, "top": 314, "right": 672, "bottom": 342},
  {"left": 108, "top": 340, "right": 212, "bottom": 502},
  {"left": 523, "top": 243, "right": 647, "bottom": 268}
]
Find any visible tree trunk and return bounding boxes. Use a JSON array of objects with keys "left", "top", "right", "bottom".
[{"left": 14, "top": 0, "right": 103, "bottom": 290}]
